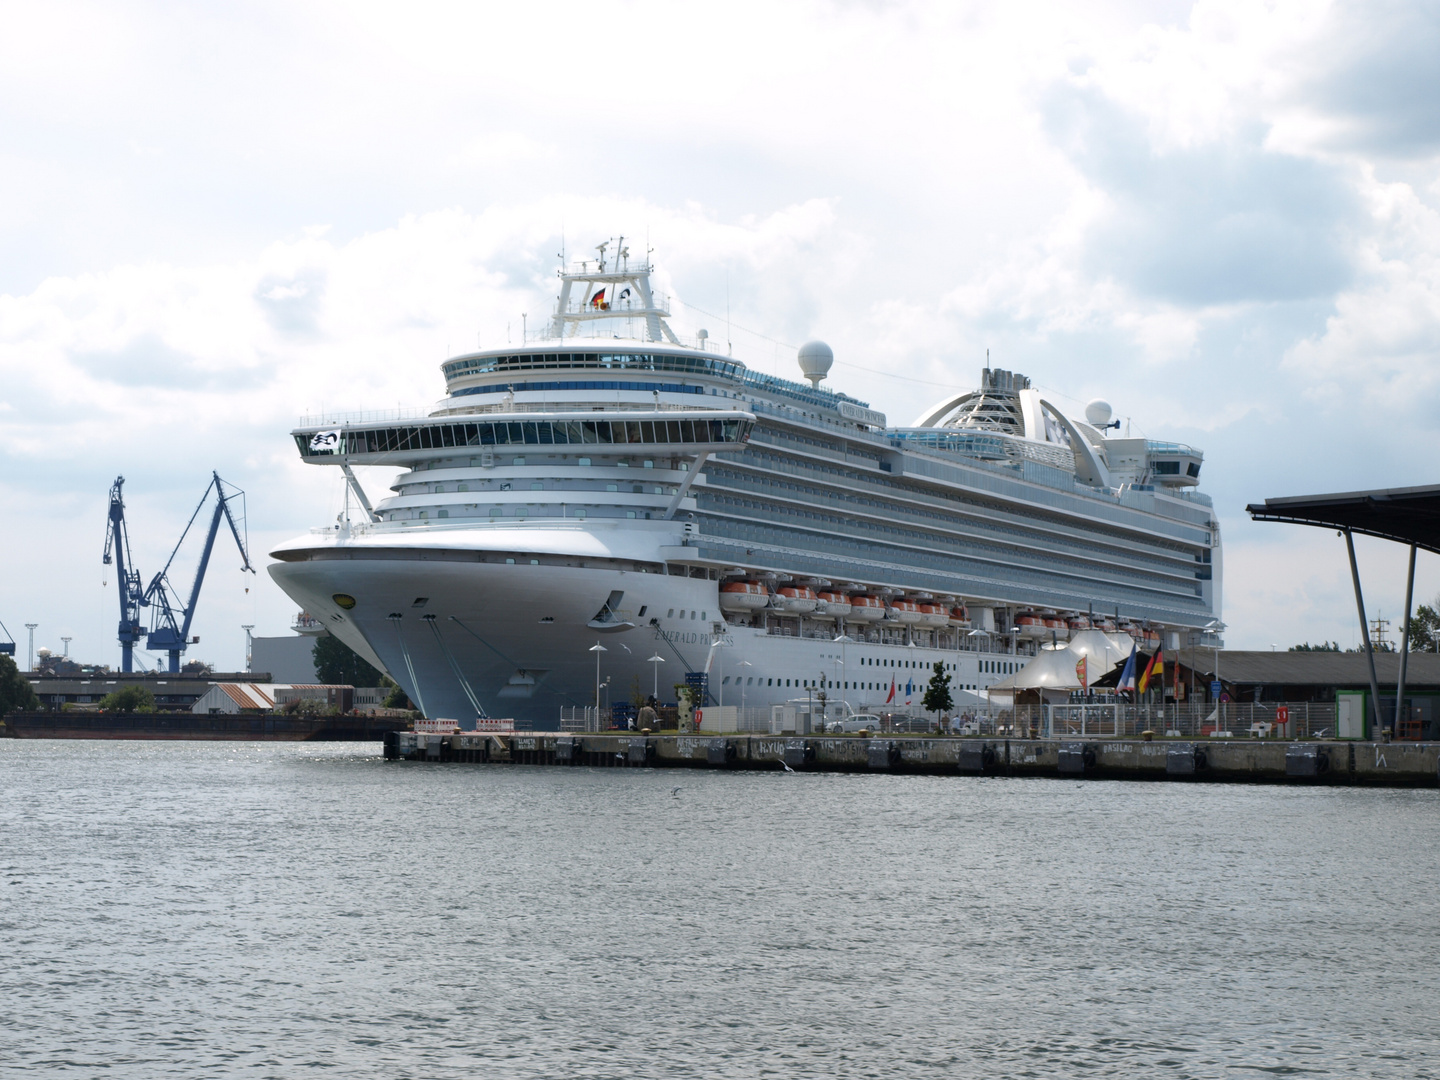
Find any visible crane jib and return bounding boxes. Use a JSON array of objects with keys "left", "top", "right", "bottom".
[{"left": 101, "top": 472, "right": 257, "bottom": 674}]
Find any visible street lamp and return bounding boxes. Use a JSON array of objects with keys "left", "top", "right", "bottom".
[
  {"left": 646, "top": 653, "right": 666, "bottom": 701},
  {"left": 738, "top": 659, "right": 753, "bottom": 719},
  {"left": 25, "top": 624, "right": 37, "bottom": 672},
  {"left": 589, "top": 641, "right": 607, "bottom": 727},
  {"left": 241, "top": 624, "right": 255, "bottom": 672}
]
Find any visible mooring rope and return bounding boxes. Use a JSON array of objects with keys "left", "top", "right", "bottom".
[
  {"left": 389, "top": 616, "right": 429, "bottom": 719},
  {"left": 425, "top": 616, "right": 487, "bottom": 719}
]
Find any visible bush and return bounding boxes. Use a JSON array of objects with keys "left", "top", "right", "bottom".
[{"left": 99, "top": 685, "right": 156, "bottom": 714}]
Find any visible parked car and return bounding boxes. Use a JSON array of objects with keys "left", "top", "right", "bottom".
[{"left": 825, "top": 714, "right": 883, "bottom": 734}]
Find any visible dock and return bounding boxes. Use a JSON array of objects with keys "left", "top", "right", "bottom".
[{"left": 383, "top": 732, "right": 1440, "bottom": 787}]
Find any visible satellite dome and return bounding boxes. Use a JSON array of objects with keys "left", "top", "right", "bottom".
[
  {"left": 37, "top": 646, "right": 52, "bottom": 659},
  {"left": 1084, "top": 399, "right": 1113, "bottom": 427},
  {"left": 797, "top": 340, "right": 834, "bottom": 387}
]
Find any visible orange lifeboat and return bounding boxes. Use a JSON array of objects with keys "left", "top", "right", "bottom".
[
  {"left": 1015, "top": 610, "right": 1045, "bottom": 639},
  {"left": 887, "top": 599, "right": 923, "bottom": 625},
  {"left": 773, "top": 585, "right": 819, "bottom": 613},
  {"left": 814, "top": 590, "right": 851, "bottom": 619},
  {"left": 718, "top": 580, "right": 770, "bottom": 613},
  {"left": 847, "top": 594, "right": 885, "bottom": 623},
  {"left": 1067, "top": 614, "right": 1091, "bottom": 634},
  {"left": 948, "top": 604, "right": 971, "bottom": 628},
  {"left": 917, "top": 602, "right": 949, "bottom": 628}
]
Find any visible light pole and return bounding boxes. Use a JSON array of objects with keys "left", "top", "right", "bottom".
[
  {"left": 589, "top": 641, "right": 607, "bottom": 728},
  {"left": 834, "top": 633, "right": 851, "bottom": 711},
  {"left": 242, "top": 625, "right": 255, "bottom": 672},
  {"left": 61, "top": 636, "right": 72, "bottom": 658},
  {"left": 647, "top": 653, "right": 665, "bottom": 701},
  {"left": 25, "top": 624, "right": 37, "bottom": 672},
  {"left": 739, "top": 659, "right": 753, "bottom": 718}
]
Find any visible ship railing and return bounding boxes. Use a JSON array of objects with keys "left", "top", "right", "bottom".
[{"left": 298, "top": 407, "right": 432, "bottom": 427}]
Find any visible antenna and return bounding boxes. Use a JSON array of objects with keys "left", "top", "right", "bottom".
[{"left": 726, "top": 268, "right": 732, "bottom": 357}]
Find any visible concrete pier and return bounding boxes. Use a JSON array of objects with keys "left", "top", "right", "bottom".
[{"left": 383, "top": 732, "right": 1440, "bottom": 787}]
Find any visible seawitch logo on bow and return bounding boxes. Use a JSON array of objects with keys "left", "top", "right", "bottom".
[{"left": 308, "top": 430, "right": 341, "bottom": 454}]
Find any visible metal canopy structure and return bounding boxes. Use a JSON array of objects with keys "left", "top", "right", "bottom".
[
  {"left": 1246, "top": 484, "right": 1440, "bottom": 556},
  {"left": 1246, "top": 484, "right": 1440, "bottom": 738}
]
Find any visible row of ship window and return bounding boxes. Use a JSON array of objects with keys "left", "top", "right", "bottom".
[
  {"left": 718, "top": 677, "right": 991, "bottom": 692},
  {"left": 406, "top": 481, "right": 675, "bottom": 496},
  {"left": 700, "top": 515, "right": 1209, "bottom": 606},
  {"left": 735, "top": 448, "right": 1199, "bottom": 567},
  {"left": 440, "top": 352, "right": 746, "bottom": 380},
  {"left": 300, "top": 417, "right": 749, "bottom": 456},
  {"left": 702, "top": 491, "right": 1186, "bottom": 593}
]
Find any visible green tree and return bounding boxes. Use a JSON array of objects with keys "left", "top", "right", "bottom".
[
  {"left": 383, "top": 680, "right": 412, "bottom": 709},
  {"left": 100, "top": 685, "right": 156, "bottom": 714},
  {"left": 312, "top": 634, "right": 383, "bottom": 686},
  {"left": 1289, "top": 641, "right": 1340, "bottom": 652},
  {"left": 1404, "top": 603, "right": 1440, "bottom": 652},
  {"left": 0, "top": 653, "right": 40, "bottom": 714},
  {"left": 922, "top": 660, "right": 953, "bottom": 718}
]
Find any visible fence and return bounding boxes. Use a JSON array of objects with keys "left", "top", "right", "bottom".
[{"left": 971, "top": 701, "right": 1339, "bottom": 739}]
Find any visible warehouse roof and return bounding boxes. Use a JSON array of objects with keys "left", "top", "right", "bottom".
[{"left": 1187, "top": 650, "right": 1440, "bottom": 686}]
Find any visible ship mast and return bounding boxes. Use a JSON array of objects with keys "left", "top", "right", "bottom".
[{"left": 549, "top": 236, "right": 680, "bottom": 344}]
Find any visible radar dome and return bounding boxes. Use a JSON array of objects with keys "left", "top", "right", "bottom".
[
  {"left": 37, "top": 646, "right": 52, "bottom": 659},
  {"left": 1084, "top": 399, "right": 1113, "bottom": 427},
  {"left": 797, "top": 340, "right": 834, "bottom": 387}
]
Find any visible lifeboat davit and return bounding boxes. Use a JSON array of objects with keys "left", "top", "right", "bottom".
[
  {"left": 773, "top": 585, "right": 818, "bottom": 613},
  {"left": 847, "top": 595, "right": 885, "bottom": 623},
  {"left": 917, "top": 602, "right": 949, "bottom": 628},
  {"left": 719, "top": 581, "right": 770, "bottom": 613},
  {"left": 887, "top": 599, "right": 923, "bottom": 625},
  {"left": 1015, "top": 610, "right": 1045, "bottom": 639},
  {"left": 814, "top": 590, "right": 851, "bottom": 618}
]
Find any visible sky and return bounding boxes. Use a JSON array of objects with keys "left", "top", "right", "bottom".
[{"left": 2, "top": 0, "right": 1439, "bottom": 670}]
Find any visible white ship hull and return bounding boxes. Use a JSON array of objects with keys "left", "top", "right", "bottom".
[{"left": 269, "top": 525, "right": 990, "bottom": 728}]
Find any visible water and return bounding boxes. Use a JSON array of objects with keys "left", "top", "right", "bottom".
[{"left": 3, "top": 741, "right": 1437, "bottom": 1079}]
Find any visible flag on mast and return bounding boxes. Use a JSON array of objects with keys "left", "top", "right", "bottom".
[
  {"left": 1138, "top": 646, "right": 1164, "bottom": 694},
  {"left": 1117, "top": 644, "right": 1138, "bottom": 694},
  {"left": 886, "top": 676, "right": 896, "bottom": 704}
]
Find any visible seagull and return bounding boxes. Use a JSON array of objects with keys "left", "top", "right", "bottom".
[
  {"left": 671, "top": 786, "right": 682, "bottom": 797},
  {"left": 781, "top": 761, "right": 795, "bottom": 773}
]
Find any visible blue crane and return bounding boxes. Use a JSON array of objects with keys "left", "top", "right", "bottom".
[{"left": 103, "top": 473, "right": 256, "bottom": 673}]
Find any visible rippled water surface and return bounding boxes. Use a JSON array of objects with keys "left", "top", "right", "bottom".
[{"left": 3, "top": 740, "right": 1438, "bottom": 1078}]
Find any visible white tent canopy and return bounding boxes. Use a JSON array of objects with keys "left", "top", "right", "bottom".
[{"left": 987, "top": 630, "right": 1137, "bottom": 704}]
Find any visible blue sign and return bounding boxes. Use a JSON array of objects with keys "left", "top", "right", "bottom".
[{"left": 1210, "top": 680, "right": 1222, "bottom": 697}]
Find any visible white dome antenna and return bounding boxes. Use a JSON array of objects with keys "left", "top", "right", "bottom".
[
  {"left": 798, "top": 340, "right": 834, "bottom": 387},
  {"left": 1085, "top": 399, "right": 1118, "bottom": 430}
]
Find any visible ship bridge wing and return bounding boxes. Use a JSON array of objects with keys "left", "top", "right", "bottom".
[{"left": 292, "top": 410, "right": 755, "bottom": 465}]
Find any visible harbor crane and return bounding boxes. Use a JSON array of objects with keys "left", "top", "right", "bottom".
[{"left": 103, "top": 473, "right": 256, "bottom": 673}]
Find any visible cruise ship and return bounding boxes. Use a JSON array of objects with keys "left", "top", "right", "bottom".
[{"left": 269, "top": 242, "right": 1221, "bottom": 728}]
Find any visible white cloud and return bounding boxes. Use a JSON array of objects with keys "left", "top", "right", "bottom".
[{"left": 3, "top": 0, "right": 1440, "bottom": 666}]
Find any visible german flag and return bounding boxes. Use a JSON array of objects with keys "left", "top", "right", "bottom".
[{"left": 1137, "top": 646, "right": 1164, "bottom": 694}]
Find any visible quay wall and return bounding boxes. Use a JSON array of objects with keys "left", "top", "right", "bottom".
[{"left": 385, "top": 733, "right": 1440, "bottom": 787}]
